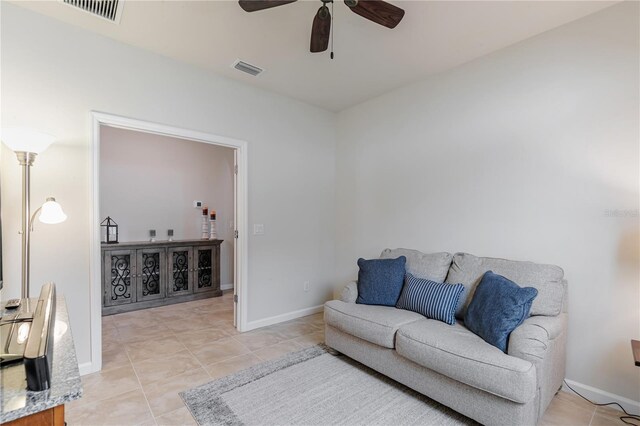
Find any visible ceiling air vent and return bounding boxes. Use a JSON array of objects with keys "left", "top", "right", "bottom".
[
  {"left": 62, "top": 0, "right": 124, "bottom": 23},
  {"left": 232, "top": 60, "right": 264, "bottom": 77}
]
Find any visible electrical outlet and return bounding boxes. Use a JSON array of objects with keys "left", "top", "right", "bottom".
[
  {"left": 193, "top": 200, "right": 203, "bottom": 209},
  {"left": 253, "top": 224, "right": 264, "bottom": 235},
  {"left": 304, "top": 281, "right": 310, "bottom": 292}
]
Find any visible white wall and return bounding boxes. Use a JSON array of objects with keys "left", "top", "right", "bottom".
[
  {"left": 100, "top": 126, "right": 235, "bottom": 286},
  {"left": 336, "top": 2, "right": 639, "bottom": 404},
  {"left": 1, "top": 0, "right": 637, "bottom": 406},
  {"left": 0, "top": 3, "right": 336, "bottom": 368}
]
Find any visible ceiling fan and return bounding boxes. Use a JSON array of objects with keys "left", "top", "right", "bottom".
[{"left": 238, "top": 0, "right": 405, "bottom": 54}]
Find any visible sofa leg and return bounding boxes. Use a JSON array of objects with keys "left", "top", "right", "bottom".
[{"left": 325, "top": 346, "right": 342, "bottom": 356}]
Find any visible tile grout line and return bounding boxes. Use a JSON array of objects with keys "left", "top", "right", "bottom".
[
  {"left": 151, "top": 301, "right": 238, "bottom": 422},
  {"left": 124, "top": 341, "right": 158, "bottom": 426},
  {"left": 179, "top": 331, "right": 215, "bottom": 379},
  {"left": 114, "top": 305, "right": 207, "bottom": 422},
  {"left": 587, "top": 406, "right": 596, "bottom": 426},
  {"left": 238, "top": 327, "right": 320, "bottom": 362},
  {"left": 147, "top": 326, "right": 211, "bottom": 424},
  {"left": 148, "top": 317, "right": 231, "bottom": 421},
  {"left": 95, "top": 298, "right": 234, "bottom": 424},
  {"left": 97, "top": 297, "right": 321, "bottom": 424}
]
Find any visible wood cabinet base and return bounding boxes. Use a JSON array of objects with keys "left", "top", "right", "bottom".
[
  {"left": 103, "top": 288, "right": 222, "bottom": 315},
  {"left": 5, "top": 404, "right": 64, "bottom": 426}
]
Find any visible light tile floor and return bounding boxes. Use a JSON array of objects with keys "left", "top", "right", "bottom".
[
  {"left": 67, "top": 293, "right": 625, "bottom": 425},
  {"left": 67, "top": 292, "right": 323, "bottom": 425}
]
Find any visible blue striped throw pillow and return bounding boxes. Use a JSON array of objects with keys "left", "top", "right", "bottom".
[{"left": 396, "top": 274, "right": 465, "bottom": 325}]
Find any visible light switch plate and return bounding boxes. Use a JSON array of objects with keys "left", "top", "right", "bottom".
[{"left": 253, "top": 224, "right": 264, "bottom": 235}]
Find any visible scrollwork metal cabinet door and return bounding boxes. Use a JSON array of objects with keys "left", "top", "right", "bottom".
[
  {"left": 104, "top": 249, "right": 137, "bottom": 306},
  {"left": 167, "top": 247, "right": 194, "bottom": 296},
  {"left": 194, "top": 245, "right": 219, "bottom": 294},
  {"left": 135, "top": 247, "right": 166, "bottom": 302}
]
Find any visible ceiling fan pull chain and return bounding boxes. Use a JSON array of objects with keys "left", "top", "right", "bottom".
[{"left": 330, "top": 0, "right": 334, "bottom": 59}]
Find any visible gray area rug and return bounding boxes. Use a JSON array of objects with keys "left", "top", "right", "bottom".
[{"left": 180, "top": 345, "right": 476, "bottom": 426}]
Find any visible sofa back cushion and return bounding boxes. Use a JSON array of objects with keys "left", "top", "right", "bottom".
[
  {"left": 380, "top": 248, "right": 452, "bottom": 283},
  {"left": 356, "top": 256, "right": 407, "bottom": 306},
  {"left": 445, "top": 253, "right": 564, "bottom": 318}
]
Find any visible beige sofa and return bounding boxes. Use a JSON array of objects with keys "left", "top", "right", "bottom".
[{"left": 324, "top": 249, "right": 568, "bottom": 426}]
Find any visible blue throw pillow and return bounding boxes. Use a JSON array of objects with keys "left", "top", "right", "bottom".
[
  {"left": 396, "top": 274, "right": 464, "bottom": 325},
  {"left": 356, "top": 256, "right": 407, "bottom": 306},
  {"left": 465, "top": 271, "right": 538, "bottom": 352}
]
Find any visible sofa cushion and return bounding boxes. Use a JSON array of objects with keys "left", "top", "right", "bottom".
[
  {"left": 324, "top": 300, "right": 424, "bottom": 349},
  {"left": 356, "top": 256, "right": 407, "bottom": 306},
  {"left": 465, "top": 271, "right": 538, "bottom": 352},
  {"left": 380, "top": 248, "right": 453, "bottom": 283},
  {"left": 445, "top": 253, "right": 564, "bottom": 318},
  {"left": 396, "top": 319, "right": 536, "bottom": 403},
  {"left": 396, "top": 273, "right": 465, "bottom": 325}
]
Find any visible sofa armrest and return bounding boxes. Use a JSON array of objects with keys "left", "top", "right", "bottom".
[
  {"left": 340, "top": 281, "right": 358, "bottom": 303},
  {"left": 508, "top": 313, "right": 568, "bottom": 362},
  {"left": 509, "top": 313, "right": 568, "bottom": 420}
]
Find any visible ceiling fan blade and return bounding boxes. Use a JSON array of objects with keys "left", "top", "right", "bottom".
[
  {"left": 239, "top": 0, "right": 297, "bottom": 12},
  {"left": 310, "top": 5, "right": 331, "bottom": 53},
  {"left": 345, "top": 0, "right": 404, "bottom": 29}
]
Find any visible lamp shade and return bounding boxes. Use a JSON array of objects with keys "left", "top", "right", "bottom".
[
  {"left": 39, "top": 197, "right": 67, "bottom": 224},
  {"left": 1, "top": 128, "right": 56, "bottom": 154}
]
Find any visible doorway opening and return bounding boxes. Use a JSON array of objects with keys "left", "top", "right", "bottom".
[{"left": 87, "top": 112, "right": 248, "bottom": 375}]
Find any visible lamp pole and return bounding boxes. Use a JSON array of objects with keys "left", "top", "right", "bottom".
[
  {"left": 2, "top": 128, "right": 60, "bottom": 299},
  {"left": 17, "top": 151, "right": 37, "bottom": 299}
]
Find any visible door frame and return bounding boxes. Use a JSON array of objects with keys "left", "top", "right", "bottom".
[{"left": 87, "top": 111, "right": 249, "bottom": 375}]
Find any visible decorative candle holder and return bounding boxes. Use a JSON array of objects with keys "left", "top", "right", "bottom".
[
  {"left": 209, "top": 211, "right": 217, "bottom": 240},
  {"left": 201, "top": 207, "right": 209, "bottom": 239},
  {"left": 167, "top": 229, "right": 174, "bottom": 242},
  {"left": 149, "top": 229, "right": 156, "bottom": 242}
]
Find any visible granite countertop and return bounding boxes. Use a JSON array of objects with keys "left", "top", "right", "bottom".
[{"left": 0, "top": 296, "right": 83, "bottom": 423}]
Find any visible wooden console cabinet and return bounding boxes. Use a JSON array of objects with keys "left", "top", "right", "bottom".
[
  {"left": 101, "top": 239, "right": 222, "bottom": 315},
  {"left": 4, "top": 405, "right": 64, "bottom": 426}
]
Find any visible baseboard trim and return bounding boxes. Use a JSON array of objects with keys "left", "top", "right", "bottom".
[
  {"left": 244, "top": 305, "right": 324, "bottom": 332},
  {"left": 78, "top": 361, "right": 97, "bottom": 376},
  {"left": 220, "top": 283, "right": 234, "bottom": 291},
  {"left": 563, "top": 379, "right": 640, "bottom": 414}
]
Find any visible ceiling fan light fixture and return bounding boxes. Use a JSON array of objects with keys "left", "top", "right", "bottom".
[
  {"left": 318, "top": 5, "right": 330, "bottom": 19},
  {"left": 344, "top": 0, "right": 357, "bottom": 8}
]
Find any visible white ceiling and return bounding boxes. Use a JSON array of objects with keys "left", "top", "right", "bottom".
[{"left": 10, "top": 0, "right": 617, "bottom": 111}]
